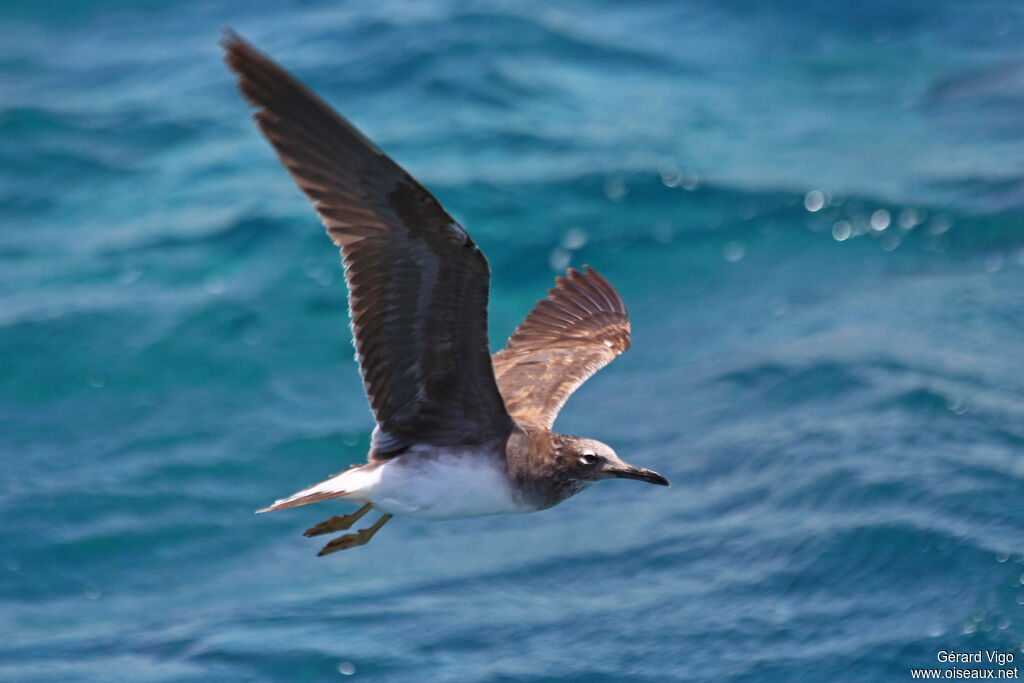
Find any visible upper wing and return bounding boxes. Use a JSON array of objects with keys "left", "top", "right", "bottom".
[
  {"left": 223, "top": 32, "right": 514, "bottom": 455},
  {"left": 492, "top": 267, "right": 630, "bottom": 430}
]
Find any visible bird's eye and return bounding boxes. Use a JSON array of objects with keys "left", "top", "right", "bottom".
[{"left": 579, "top": 453, "right": 599, "bottom": 467}]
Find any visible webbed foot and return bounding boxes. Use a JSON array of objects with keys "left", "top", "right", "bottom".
[
  {"left": 303, "top": 503, "right": 373, "bottom": 537},
  {"left": 317, "top": 514, "right": 392, "bottom": 555}
]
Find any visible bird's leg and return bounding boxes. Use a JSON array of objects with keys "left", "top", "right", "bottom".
[
  {"left": 317, "top": 514, "right": 392, "bottom": 556},
  {"left": 303, "top": 503, "right": 373, "bottom": 537}
]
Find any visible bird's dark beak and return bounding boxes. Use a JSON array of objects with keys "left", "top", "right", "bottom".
[{"left": 606, "top": 464, "right": 670, "bottom": 486}]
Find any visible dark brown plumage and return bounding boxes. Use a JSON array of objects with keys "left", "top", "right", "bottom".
[
  {"left": 223, "top": 31, "right": 514, "bottom": 457},
  {"left": 223, "top": 32, "right": 667, "bottom": 554}
]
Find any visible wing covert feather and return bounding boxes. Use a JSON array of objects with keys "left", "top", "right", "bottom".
[{"left": 492, "top": 267, "right": 630, "bottom": 429}]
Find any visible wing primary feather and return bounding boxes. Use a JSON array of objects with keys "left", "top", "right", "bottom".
[{"left": 223, "top": 31, "right": 514, "bottom": 455}]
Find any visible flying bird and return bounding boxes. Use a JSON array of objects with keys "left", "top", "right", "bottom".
[{"left": 222, "top": 31, "right": 669, "bottom": 555}]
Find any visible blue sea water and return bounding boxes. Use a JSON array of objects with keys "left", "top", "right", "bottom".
[{"left": 3, "top": 1, "right": 1024, "bottom": 680}]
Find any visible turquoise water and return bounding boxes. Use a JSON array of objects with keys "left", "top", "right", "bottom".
[{"left": 4, "top": 1, "right": 1024, "bottom": 681}]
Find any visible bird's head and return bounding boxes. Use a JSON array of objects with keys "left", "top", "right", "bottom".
[{"left": 553, "top": 435, "right": 669, "bottom": 487}]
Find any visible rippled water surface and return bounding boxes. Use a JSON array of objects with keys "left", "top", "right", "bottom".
[{"left": 3, "top": 1, "right": 1024, "bottom": 681}]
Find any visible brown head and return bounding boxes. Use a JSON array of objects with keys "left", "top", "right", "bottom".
[
  {"left": 552, "top": 434, "right": 669, "bottom": 489},
  {"left": 506, "top": 429, "right": 669, "bottom": 510}
]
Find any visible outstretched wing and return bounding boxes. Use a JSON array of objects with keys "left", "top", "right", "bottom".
[
  {"left": 223, "top": 32, "right": 514, "bottom": 456},
  {"left": 492, "top": 267, "right": 630, "bottom": 430}
]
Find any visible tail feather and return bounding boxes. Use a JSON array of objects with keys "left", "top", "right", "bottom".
[
  {"left": 254, "top": 471, "right": 360, "bottom": 511},
  {"left": 256, "top": 488, "right": 350, "bottom": 513}
]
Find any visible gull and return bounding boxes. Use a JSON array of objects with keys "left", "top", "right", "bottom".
[{"left": 222, "top": 31, "right": 669, "bottom": 555}]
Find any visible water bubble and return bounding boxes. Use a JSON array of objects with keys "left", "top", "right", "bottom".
[
  {"left": 88, "top": 376, "right": 105, "bottom": 389},
  {"left": 722, "top": 242, "right": 745, "bottom": 262},
  {"left": 652, "top": 223, "right": 674, "bottom": 244},
  {"left": 738, "top": 201, "right": 758, "bottom": 220},
  {"left": 604, "top": 178, "right": 628, "bottom": 202},
  {"left": 947, "top": 396, "right": 968, "bottom": 415},
  {"left": 986, "top": 254, "right": 1005, "bottom": 273},
  {"left": 927, "top": 235, "right": 950, "bottom": 253},
  {"left": 83, "top": 585, "right": 101, "bottom": 600},
  {"left": 930, "top": 214, "right": 953, "bottom": 235},
  {"left": 305, "top": 260, "right": 334, "bottom": 286},
  {"left": 964, "top": 621, "right": 977, "bottom": 634},
  {"left": 898, "top": 208, "right": 923, "bottom": 230},
  {"left": 561, "top": 228, "right": 588, "bottom": 250},
  {"left": 679, "top": 171, "right": 699, "bottom": 191},
  {"left": 851, "top": 215, "right": 869, "bottom": 236},
  {"left": 832, "top": 221, "right": 852, "bottom": 241},
  {"left": 804, "top": 190, "right": 825, "bottom": 212},
  {"left": 999, "top": 618, "right": 1011, "bottom": 630},
  {"left": 549, "top": 248, "right": 571, "bottom": 272},
  {"left": 998, "top": 552, "right": 1010, "bottom": 563},
  {"left": 870, "top": 209, "right": 891, "bottom": 231},
  {"left": 624, "top": 153, "right": 647, "bottom": 174},
  {"left": 304, "top": 261, "right": 323, "bottom": 279},
  {"left": 880, "top": 232, "right": 901, "bottom": 252},
  {"left": 928, "top": 624, "right": 945, "bottom": 638},
  {"left": 770, "top": 298, "right": 788, "bottom": 317},
  {"left": 337, "top": 661, "right": 356, "bottom": 676},
  {"left": 659, "top": 165, "right": 681, "bottom": 187}
]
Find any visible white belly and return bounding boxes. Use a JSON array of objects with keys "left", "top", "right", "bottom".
[{"left": 340, "top": 448, "right": 530, "bottom": 521}]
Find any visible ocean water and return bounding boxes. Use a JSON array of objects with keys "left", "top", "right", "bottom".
[{"left": 3, "top": 1, "right": 1024, "bottom": 680}]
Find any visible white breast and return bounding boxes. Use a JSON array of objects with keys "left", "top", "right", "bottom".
[{"left": 339, "top": 447, "right": 531, "bottom": 521}]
